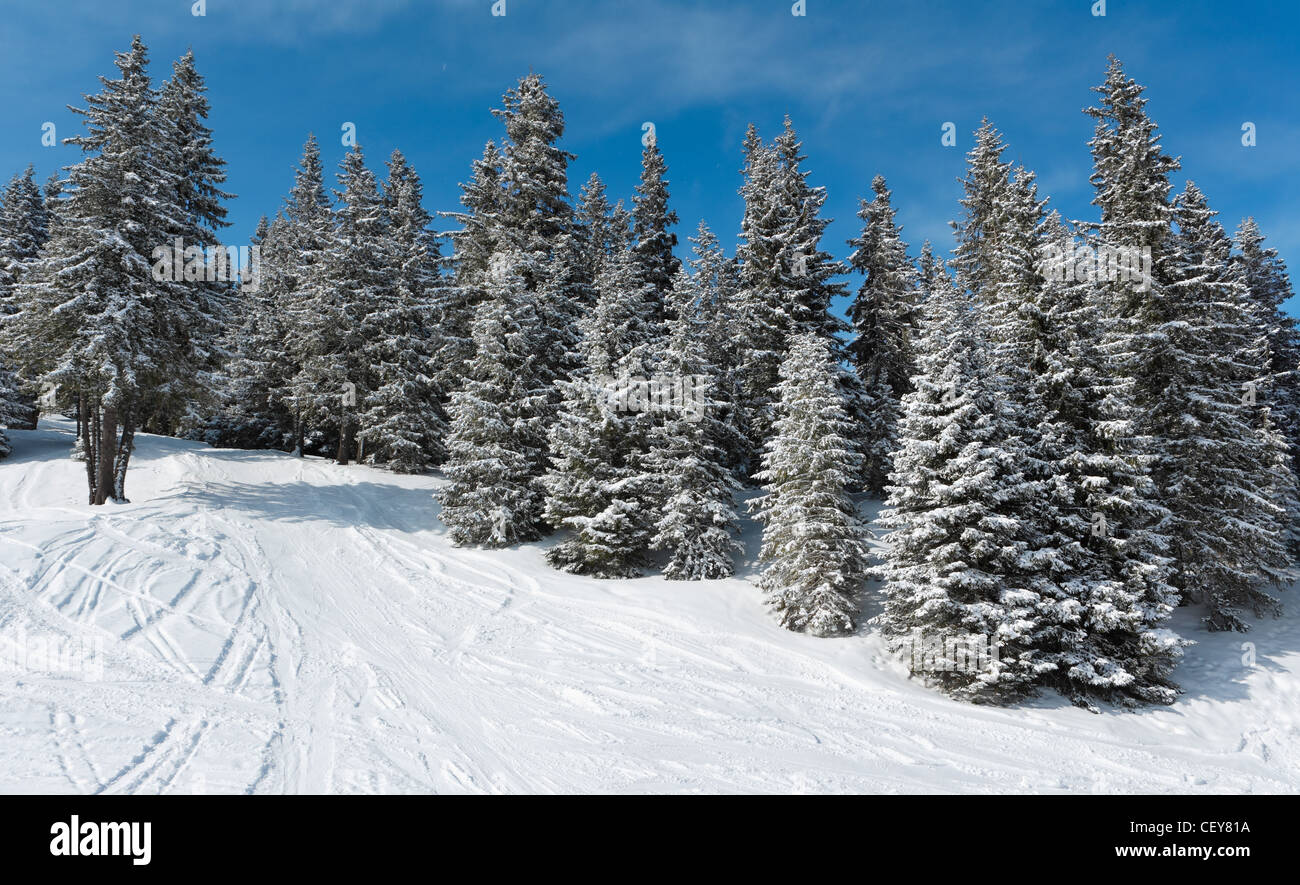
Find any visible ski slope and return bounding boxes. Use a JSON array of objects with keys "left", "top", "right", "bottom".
[{"left": 1, "top": 418, "right": 1297, "bottom": 794}]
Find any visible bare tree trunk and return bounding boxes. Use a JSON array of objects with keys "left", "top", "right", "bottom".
[
  {"left": 94, "top": 404, "right": 117, "bottom": 506},
  {"left": 113, "top": 402, "right": 135, "bottom": 503},
  {"left": 336, "top": 413, "right": 353, "bottom": 466},
  {"left": 81, "top": 394, "right": 96, "bottom": 505}
]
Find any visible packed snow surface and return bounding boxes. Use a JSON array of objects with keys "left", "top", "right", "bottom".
[{"left": 1, "top": 419, "right": 1297, "bottom": 794}]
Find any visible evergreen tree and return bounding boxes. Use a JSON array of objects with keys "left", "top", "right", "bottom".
[
  {"left": 289, "top": 146, "right": 391, "bottom": 465},
  {"left": 733, "top": 120, "right": 853, "bottom": 474},
  {"left": 1234, "top": 217, "right": 1300, "bottom": 473},
  {"left": 877, "top": 264, "right": 1048, "bottom": 701},
  {"left": 0, "top": 166, "right": 48, "bottom": 437},
  {"left": 1158, "top": 183, "right": 1292, "bottom": 629},
  {"left": 146, "top": 48, "right": 234, "bottom": 437},
  {"left": 491, "top": 72, "right": 576, "bottom": 400},
  {"left": 574, "top": 171, "right": 617, "bottom": 289},
  {"left": 686, "top": 221, "right": 747, "bottom": 475},
  {"left": 8, "top": 37, "right": 201, "bottom": 503},
  {"left": 356, "top": 151, "right": 447, "bottom": 472},
  {"left": 541, "top": 246, "right": 653, "bottom": 576},
  {"left": 439, "top": 140, "right": 506, "bottom": 400},
  {"left": 1085, "top": 58, "right": 1290, "bottom": 629},
  {"left": 753, "top": 332, "right": 869, "bottom": 635},
  {"left": 1029, "top": 214, "right": 1184, "bottom": 704},
  {"left": 439, "top": 254, "right": 549, "bottom": 547},
  {"left": 847, "top": 175, "right": 921, "bottom": 493},
  {"left": 207, "top": 214, "right": 298, "bottom": 449},
  {"left": 645, "top": 266, "right": 742, "bottom": 580},
  {"left": 276, "top": 134, "right": 338, "bottom": 455},
  {"left": 631, "top": 136, "right": 680, "bottom": 336}
]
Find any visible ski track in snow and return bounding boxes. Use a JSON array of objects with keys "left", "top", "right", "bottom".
[{"left": 1, "top": 418, "right": 1298, "bottom": 794}]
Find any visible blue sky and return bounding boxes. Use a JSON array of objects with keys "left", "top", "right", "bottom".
[{"left": 2, "top": 0, "right": 1297, "bottom": 311}]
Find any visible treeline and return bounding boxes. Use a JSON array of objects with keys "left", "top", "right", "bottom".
[{"left": 1, "top": 39, "right": 1296, "bottom": 708}]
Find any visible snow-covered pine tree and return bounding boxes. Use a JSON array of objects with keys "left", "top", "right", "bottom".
[
  {"left": 9, "top": 37, "right": 190, "bottom": 503},
  {"left": 0, "top": 165, "right": 48, "bottom": 438},
  {"left": 491, "top": 72, "right": 576, "bottom": 403},
  {"left": 289, "top": 146, "right": 393, "bottom": 466},
  {"left": 1232, "top": 218, "right": 1300, "bottom": 555},
  {"left": 644, "top": 265, "right": 742, "bottom": 580},
  {"left": 0, "top": 166, "right": 50, "bottom": 302},
  {"left": 1234, "top": 217, "right": 1300, "bottom": 473},
  {"left": 0, "top": 365, "right": 22, "bottom": 458},
  {"left": 732, "top": 126, "right": 787, "bottom": 474},
  {"left": 1026, "top": 213, "right": 1183, "bottom": 705},
  {"left": 203, "top": 214, "right": 295, "bottom": 449},
  {"left": 541, "top": 245, "right": 653, "bottom": 577},
  {"left": 147, "top": 48, "right": 234, "bottom": 437},
  {"left": 202, "top": 133, "right": 323, "bottom": 454},
  {"left": 941, "top": 120, "right": 1182, "bottom": 704},
  {"left": 876, "top": 261, "right": 1047, "bottom": 701},
  {"left": 684, "top": 221, "right": 747, "bottom": 476},
  {"left": 437, "top": 140, "right": 505, "bottom": 402},
  {"left": 273, "top": 134, "right": 336, "bottom": 455},
  {"left": 606, "top": 133, "right": 688, "bottom": 531},
  {"left": 752, "top": 331, "right": 868, "bottom": 636},
  {"left": 847, "top": 175, "right": 921, "bottom": 494},
  {"left": 355, "top": 151, "right": 447, "bottom": 472},
  {"left": 631, "top": 136, "right": 680, "bottom": 338},
  {"left": 440, "top": 254, "right": 549, "bottom": 547},
  {"left": 733, "top": 120, "right": 855, "bottom": 476},
  {"left": 1086, "top": 59, "right": 1291, "bottom": 629},
  {"left": 574, "top": 171, "right": 617, "bottom": 291},
  {"left": 1157, "top": 183, "right": 1293, "bottom": 630}
]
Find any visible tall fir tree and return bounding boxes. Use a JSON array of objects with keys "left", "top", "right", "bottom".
[
  {"left": 276, "top": 134, "right": 337, "bottom": 456},
  {"left": 1086, "top": 58, "right": 1291, "bottom": 630},
  {"left": 491, "top": 72, "right": 576, "bottom": 403},
  {"left": 147, "top": 48, "right": 234, "bottom": 437},
  {"left": 686, "top": 220, "right": 747, "bottom": 475},
  {"left": 289, "top": 146, "right": 393, "bottom": 465},
  {"left": 541, "top": 245, "right": 653, "bottom": 576},
  {"left": 8, "top": 37, "right": 218, "bottom": 503},
  {"left": 1028, "top": 213, "right": 1183, "bottom": 704},
  {"left": 574, "top": 171, "right": 617, "bottom": 289},
  {"left": 733, "top": 119, "right": 855, "bottom": 476},
  {"left": 644, "top": 266, "right": 742, "bottom": 580},
  {"left": 0, "top": 165, "right": 48, "bottom": 438},
  {"left": 1233, "top": 217, "right": 1300, "bottom": 473},
  {"left": 752, "top": 332, "right": 869, "bottom": 635},
  {"left": 356, "top": 150, "right": 447, "bottom": 472},
  {"left": 1157, "top": 183, "right": 1293, "bottom": 629},
  {"left": 631, "top": 136, "right": 680, "bottom": 338},
  {"left": 878, "top": 261, "right": 1051, "bottom": 701},
  {"left": 440, "top": 254, "right": 549, "bottom": 547},
  {"left": 847, "top": 175, "right": 921, "bottom": 494}
]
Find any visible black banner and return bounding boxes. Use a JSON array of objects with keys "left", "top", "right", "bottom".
[{"left": 0, "top": 794, "right": 1286, "bottom": 872}]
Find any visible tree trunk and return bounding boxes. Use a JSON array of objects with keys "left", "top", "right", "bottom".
[
  {"left": 336, "top": 414, "right": 354, "bottom": 466},
  {"left": 81, "top": 394, "right": 96, "bottom": 505},
  {"left": 94, "top": 404, "right": 117, "bottom": 506},
  {"left": 113, "top": 404, "right": 135, "bottom": 503}
]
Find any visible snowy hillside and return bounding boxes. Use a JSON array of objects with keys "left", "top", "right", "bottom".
[{"left": 1, "top": 419, "right": 1297, "bottom": 794}]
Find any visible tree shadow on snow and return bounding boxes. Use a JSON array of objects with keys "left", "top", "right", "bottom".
[{"left": 180, "top": 479, "right": 438, "bottom": 532}]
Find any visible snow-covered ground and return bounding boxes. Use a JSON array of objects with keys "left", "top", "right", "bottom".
[{"left": 1, "top": 418, "right": 1297, "bottom": 794}]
